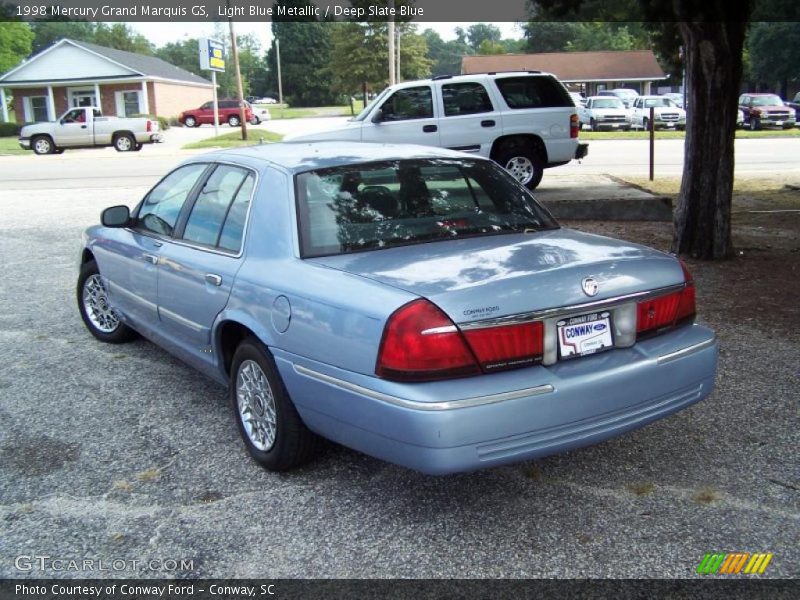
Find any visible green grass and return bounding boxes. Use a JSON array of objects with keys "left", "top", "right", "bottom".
[
  {"left": 0, "top": 136, "right": 26, "bottom": 155},
  {"left": 182, "top": 130, "right": 283, "bottom": 150},
  {"left": 580, "top": 127, "right": 800, "bottom": 141},
  {"left": 253, "top": 102, "right": 364, "bottom": 120}
]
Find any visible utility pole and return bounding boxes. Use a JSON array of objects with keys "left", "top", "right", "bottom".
[
  {"left": 228, "top": 15, "right": 247, "bottom": 140},
  {"left": 396, "top": 27, "right": 401, "bottom": 83},
  {"left": 387, "top": 0, "right": 395, "bottom": 86},
  {"left": 276, "top": 37, "right": 283, "bottom": 106}
]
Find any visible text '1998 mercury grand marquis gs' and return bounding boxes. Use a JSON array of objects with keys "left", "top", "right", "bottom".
[{"left": 77, "top": 142, "right": 718, "bottom": 475}]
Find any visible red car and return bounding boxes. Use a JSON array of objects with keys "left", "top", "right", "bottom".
[
  {"left": 179, "top": 99, "right": 253, "bottom": 127},
  {"left": 738, "top": 93, "right": 796, "bottom": 130}
]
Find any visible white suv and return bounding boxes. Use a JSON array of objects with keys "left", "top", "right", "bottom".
[{"left": 287, "top": 72, "right": 588, "bottom": 190}]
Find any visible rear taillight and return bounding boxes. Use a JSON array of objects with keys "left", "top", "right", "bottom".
[
  {"left": 376, "top": 299, "right": 479, "bottom": 381},
  {"left": 570, "top": 114, "right": 579, "bottom": 138},
  {"left": 376, "top": 300, "right": 545, "bottom": 381},
  {"left": 636, "top": 260, "right": 696, "bottom": 336},
  {"left": 146, "top": 120, "right": 152, "bottom": 132},
  {"left": 463, "top": 322, "right": 544, "bottom": 372}
]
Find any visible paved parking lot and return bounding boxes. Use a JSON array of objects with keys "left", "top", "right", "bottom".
[{"left": 0, "top": 150, "right": 798, "bottom": 579}]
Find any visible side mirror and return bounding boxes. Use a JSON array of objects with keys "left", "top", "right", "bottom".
[
  {"left": 371, "top": 108, "right": 384, "bottom": 123},
  {"left": 101, "top": 205, "right": 130, "bottom": 228}
]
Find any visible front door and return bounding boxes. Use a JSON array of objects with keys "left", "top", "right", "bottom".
[
  {"left": 362, "top": 85, "right": 441, "bottom": 147},
  {"left": 54, "top": 108, "right": 93, "bottom": 146}
]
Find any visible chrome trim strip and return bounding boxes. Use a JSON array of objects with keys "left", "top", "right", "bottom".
[
  {"left": 293, "top": 364, "right": 555, "bottom": 411},
  {"left": 656, "top": 336, "right": 717, "bottom": 365},
  {"left": 459, "top": 284, "right": 686, "bottom": 330},
  {"left": 158, "top": 306, "right": 205, "bottom": 333},
  {"left": 421, "top": 325, "right": 457, "bottom": 335},
  {"left": 108, "top": 282, "right": 157, "bottom": 311}
]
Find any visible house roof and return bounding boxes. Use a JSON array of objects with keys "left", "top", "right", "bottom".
[
  {"left": 461, "top": 50, "right": 667, "bottom": 82},
  {"left": 0, "top": 38, "right": 212, "bottom": 86}
]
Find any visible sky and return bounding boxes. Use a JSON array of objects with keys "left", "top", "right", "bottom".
[{"left": 131, "top": 21, "right": 524, "bottom": 49}]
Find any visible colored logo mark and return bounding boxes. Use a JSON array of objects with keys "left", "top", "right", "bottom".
[{"left": 696, "top": 552, "right": 773, "bottom": 575}]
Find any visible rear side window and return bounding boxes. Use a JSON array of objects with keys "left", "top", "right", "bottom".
[
  {"left": 182, "top": 165, "right": 254, "bottom": 252},
  {"left": 495, "top": 76, "right": 572, "bottom": 109},
  {"left": 442, "top": 82, "right": 493, "bottom": 116}
]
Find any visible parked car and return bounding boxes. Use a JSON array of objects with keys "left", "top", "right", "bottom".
[
  {"left": 630, "top": 96, "right": 686, "bottom": 130},
  {"left": 737, "top": 109, "right": 744, "bottom": 127},
  {"left": 569, "top": 92, "right": 586, "bottom": 107},
  {"left": 252, "top": 97, "right": 278, "bottom": 104},
  {"left": 661, "top": 93, "right": 684, "bottom": 109},
  {"left": 179, "top": 99, "right": 253, "bottom": 128},
  {"left": 247, "top": 102, "right": 271, "bottom": 125},
  {"left": 76, "top": 142, "right": 718, "bottom": 475},
  {"left": 285, "top": 72, "right": 588, "bottom": 190},
  {"left": 577, "top": 96, "right": 631, "bottom": 131},
  {"left": 598, "top": 88, "right": 639, "bottom": 108},
  {"left": 738, "top": 93, "right": 796, "bottom": 130},
  {"left": 18, "top": 107, "right": 162, "bottom": 155},
  {"left": 786, "top": 92, "right": 800, "bottom": 124}
]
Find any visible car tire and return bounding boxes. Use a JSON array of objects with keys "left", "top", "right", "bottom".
[
  {"left": 114, "top": 133, "right": 135, "bottom": 152},
  {"left": 495, "top": 146, "right": 545, "bottom": 190},
  {"left": 250, "top": 116, "right": 260, "bottom": 125},
  {"left": 77, "top": 260, "right": 137, "bottom": 344},
  {"left": 590, "top": 118, "right": 598, "bottom": 132},
  {"left": 643, "top": 117, "right": 650, "bottom": 131},
  {"left": 228, "top": 115, "right": 241, "bottom": 127},
  {"left": 749, "top": 117, "right": 759, "bottom": 131},
  {"left": 53, "top": 148, "right": 65, "bottom": 154},
  {"left": 183, "top": 116, "right": 197, "bottom": 128},
  {"left": 32, "top": 135, "right": 54, "bottom": 155},
  {"left": 230, "top": 338, "right": 318, "bottom": 471},
  {"left": 133, "top": 143, "right": 143, "bottom": 151}
]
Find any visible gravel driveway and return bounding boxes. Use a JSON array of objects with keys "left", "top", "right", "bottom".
[{"left": 0, "top": 170, "right": 797, "bottom": 579}]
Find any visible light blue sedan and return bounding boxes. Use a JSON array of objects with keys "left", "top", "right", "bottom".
[{"left": 77, "top": 142, "right": 718, "bottom": 474}]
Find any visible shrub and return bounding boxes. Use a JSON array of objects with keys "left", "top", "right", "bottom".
[{"left": 0, "top": 122, "right": 21, "bottom": 136}]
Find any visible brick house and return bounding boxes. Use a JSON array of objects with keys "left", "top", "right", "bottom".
[
  {"left": 0, "top": 38, "right": 214, "bottom": 123},
  {"left": 461, "top": 50, "right": 668, "bottom": 96}
]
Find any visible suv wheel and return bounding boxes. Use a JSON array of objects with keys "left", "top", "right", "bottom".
[
  {"left": 184, "top": 115, "right": 197, "bottom": 127},
  {"left": 228, "top": 115, "right": 241, "bottom": 127},
  {"left": 496, "top": 147, "right": 545, "bottom": 190}
]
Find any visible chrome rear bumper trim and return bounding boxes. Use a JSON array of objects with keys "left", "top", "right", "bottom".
[
  {"left": 293, "top": 364, "right": 554, "bottom": 411},
  {"left": 657, "top": 336, "right": 717, "bottom": 365}
]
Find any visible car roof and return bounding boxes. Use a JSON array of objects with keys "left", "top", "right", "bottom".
[
  {"left": 587, "top": 95, "right": 622, "bottom": 100},
  {"left": 196, "top": 141, "right": 487, "bottom": 174}
]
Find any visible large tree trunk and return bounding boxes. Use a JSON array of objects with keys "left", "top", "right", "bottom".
[{"left": 672, "top": 21, "right": 748, "bottom": 259}]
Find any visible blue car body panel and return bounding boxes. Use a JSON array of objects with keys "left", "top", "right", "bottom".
[{"left": 81, "top": 141, "right": 718, "bottom": 474}]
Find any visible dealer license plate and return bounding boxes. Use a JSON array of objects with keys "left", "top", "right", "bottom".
[
  {"left": 557, "top": 312, "right": 614, "bottom": 359},
  {"left": 776, "top": 121, "right": 783, "bottom": 126}
]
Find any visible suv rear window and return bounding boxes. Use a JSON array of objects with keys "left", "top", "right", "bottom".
[
  {"left": 295, "top": 158, "right": 558, "bottom": 257},
  {"left": 494, "top": 76, "right": 572, "bottom": 109}
]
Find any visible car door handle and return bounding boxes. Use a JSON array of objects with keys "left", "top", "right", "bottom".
[
  {"left": 423, "top": 125, "right": 437, "bottom": 133},
  {"left": 143, "top": 253, "right": 159, "bottom": 264},
  {"left": 81, "top": 125, "right": 87, "bottom": 129},
  {"left": 481, "top": 120, "right": 495, "bottom": 127},
  {"left": 205, "top": 273, "right": 222, "bottom": 286}
]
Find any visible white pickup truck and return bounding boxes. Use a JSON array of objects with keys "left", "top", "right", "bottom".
[{"left": 18, "top": 107, "right": 163, "bottom": 155}]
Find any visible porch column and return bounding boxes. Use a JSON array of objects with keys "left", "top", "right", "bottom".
[
  {"left": 94, "top": 83, "right": 101, "bottom": 110},
  {"left": 47, "top": 85, "right": 56, "bottom": 120},
  {"left": 0, "top": 88, "right": 8, "bottom": 122},
  {"left": 140, "top": 80, "right": 150, "bottom": 114},
  {"left": 643, "top": 81, "right": 652, "bottom": 95}
]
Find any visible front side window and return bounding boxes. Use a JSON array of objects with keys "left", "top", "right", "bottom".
[
  {"left": 183, "top": 165, "right": 254, "bottom": 252},
  {"left": 380, "top": 86, "right": 433, "bottom": 121},
  {"left": 495, "top": 76, "right": 572, "bottom": 109},
  {"left": 442, "top": 82, "right": 493, "bottom": 116},
  {"left": 296, "top": 159, "right": 559, "bottom": 258},
  {"left": 137, "top": 164, "right": 208, "bottom": 236},
  {"left": 200, "top": 102, "right": 213, "bottom": 110}
]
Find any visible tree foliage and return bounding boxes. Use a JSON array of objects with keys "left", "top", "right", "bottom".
[
  {"left": 746, "top": 22, "right": 800, "bottom": 97},
  {"left": 421, "top": 29, "right": 471, "bottom": 76},
  {"left": 0, "top": 22, "right": 33, "bottom": 74},
  {"left": 29, "top": 22, "right": 153, "bottom": 55}
]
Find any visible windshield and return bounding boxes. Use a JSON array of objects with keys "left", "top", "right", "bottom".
[
  {"left": 751, "top": 95, "right": 783, "bottom": 106},
  {"left": 592, "top": 99, "right": 624, "bottom": 109},
  {"left": 296, "top": 158, "right": 559, "bottom": 258},
  {"left": 643, "top": 98, "right": 676, "bottom": 108},
  {"left": 613, "top": 90, "right": 638, "bottom": 99},
  {"left": 353, "top": 88, "right": 392, "bottom": 121}
]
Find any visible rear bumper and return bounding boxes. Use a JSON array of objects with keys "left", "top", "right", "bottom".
[
  {"left": 276, "top": 324, "right": 718, "bottom": 475},
  {"left": 575, "top": 143, "right": 588, "bottom": 159}
]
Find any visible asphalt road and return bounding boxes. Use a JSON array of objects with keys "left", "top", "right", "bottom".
[{"left": 0, "top": 144, "right": 798, "bottom": 580}]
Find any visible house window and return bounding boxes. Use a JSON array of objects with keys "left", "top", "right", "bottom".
[
  {"left": 69, "top": 88, "right": 97, "bottom": 108},
  {"left": 115, "top": 91, "right": 141, "bottom": 116},
  {"left": 24, "top": 96, "right": 49, "bottom": 122}
]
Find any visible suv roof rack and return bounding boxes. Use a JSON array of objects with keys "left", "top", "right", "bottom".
[{"left": 432, "top": 75, "right": 454, "bottom": 80}]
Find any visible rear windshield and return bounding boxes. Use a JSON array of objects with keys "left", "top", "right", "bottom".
[
  {"left": 295, "top": 159, "right": 559, "bottom": 258},
  {"left": 494, "top": 76, "right": 572, "bottom": 109}
]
